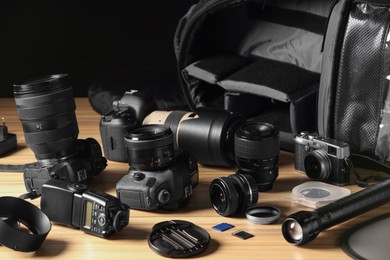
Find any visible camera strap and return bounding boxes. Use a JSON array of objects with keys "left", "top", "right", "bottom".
[
  {"left": 0, "top": 196, "right": 51, "bottom": 252},
  {"left": 0, "top": 162, "right": 38, "bottom": 172},
  {"left": 0, "top": 163, "right": 42, "bottom": 199},
  {"left": 19, "top": 190, "right": 41, "bottom": 200},
  {"left": 344, "top": 157, "right": 388, "bottom": 188}
]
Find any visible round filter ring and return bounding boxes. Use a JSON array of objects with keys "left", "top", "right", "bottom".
[{"left": 246, "top": 206, "right": 281, "bottom": 224}]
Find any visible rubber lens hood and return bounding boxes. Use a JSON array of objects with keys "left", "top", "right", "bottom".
[{"left": 0, "top": 196, "right": 51, "bottom": 252}]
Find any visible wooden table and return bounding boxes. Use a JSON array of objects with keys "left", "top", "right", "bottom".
[{"left": 0, "top": 98, "right": 388, "bottom": 259}]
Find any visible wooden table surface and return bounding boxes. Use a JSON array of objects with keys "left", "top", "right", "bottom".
[{"left": 0, "top": 97, "right": 388, "bottom": 259}]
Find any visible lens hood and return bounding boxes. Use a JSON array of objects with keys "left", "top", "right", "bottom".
[{"left": 0, "top": 196, "right": 51, "bottom": 252}]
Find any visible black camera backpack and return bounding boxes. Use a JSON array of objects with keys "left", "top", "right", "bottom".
[
  {"left": 175, "top": 0, "right": 390, "bottom": 171},
  {"left": 175, "top": 0, "right": 336, "bottom": 150},
  {"left": 319, "top": 0, "right": 390, "bottom": 171}
]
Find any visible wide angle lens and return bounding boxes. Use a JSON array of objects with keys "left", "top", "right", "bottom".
[
  {"left": 14, "top": 74, "right": 79, "bottom": 160},
  {"left": 304, "top": 150, "right": 331, "bottom": 181},
  {"left": 209, "top": 173, "right": 258, "bottom": 217}
]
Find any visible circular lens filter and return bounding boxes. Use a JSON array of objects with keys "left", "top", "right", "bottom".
[
  {"left": 245, "top": 206, "right": 281, "bottom": 224},
  {"left": 148, "top": 220, "right": 210, "bottom": 258}
]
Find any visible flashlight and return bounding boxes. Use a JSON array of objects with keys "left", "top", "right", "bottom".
[{"left": 282, "top": 178, "right": 390, "bottom": 245}]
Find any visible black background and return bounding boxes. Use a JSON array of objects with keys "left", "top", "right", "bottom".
[{"left": 0, "top": 0, "right": 196, "bottom": 97}]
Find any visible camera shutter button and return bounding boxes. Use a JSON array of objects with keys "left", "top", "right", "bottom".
[{"left": 133, "top": 172, "right": 145, "bottom": 182}]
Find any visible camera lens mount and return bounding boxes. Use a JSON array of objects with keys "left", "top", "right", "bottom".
[{"left": 209, "top": 173, "right": 258, "bottom": 217}]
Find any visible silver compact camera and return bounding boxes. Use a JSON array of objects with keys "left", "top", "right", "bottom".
[{"left": 294, "top": 132, "right": 350, "bottom": 186}]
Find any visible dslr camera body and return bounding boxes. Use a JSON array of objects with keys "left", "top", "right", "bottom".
[
  {"left": 116, "top": 125, "right": 198, "bottom": 210},
  {"left": 294, "top": 132, "right": 350, "bottom": 186},
  {"left": 117, "top": 150, "right": 197, "bottom": 210},
  {"left": 24, "top": 138, "right": 107, "bottom": 194},
  {"left": 41, "top": 179, "right": 129, "bottom": 238},
  {"left": 13, "top": 74, "right": 107, "bottom": 195},
  {"left": 100, "top": 91, "right": 156, "bottom": 162}
]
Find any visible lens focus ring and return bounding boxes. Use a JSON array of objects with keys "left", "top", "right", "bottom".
[{"left": 235, "top": 122, "right": 279, "bottom": 159}]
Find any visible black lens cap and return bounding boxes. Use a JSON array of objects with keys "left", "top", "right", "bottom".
[{"left": 147, "top": 220, "right": 210, "bottom": 258}]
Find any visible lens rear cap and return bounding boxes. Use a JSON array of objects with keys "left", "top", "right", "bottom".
[{"left": 148, "top": 220, "right": 210, "bottom": 258}]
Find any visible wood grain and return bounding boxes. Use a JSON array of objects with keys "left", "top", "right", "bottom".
[{"left": 0, "top": 98, "right": 388, "bottom": 259}]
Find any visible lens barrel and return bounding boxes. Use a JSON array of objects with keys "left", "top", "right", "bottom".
[
  {"left": 14, "top": 74, "right": 79, "bottom": 160},
  {"left": 304, "top": 150, "right": 331, "bottom": 181},
  {"left": 177, "top": 108, "right": 245, "bottom": 167},
  {"left": 209, "top": 173, "right": 258, "bottom": 217},
  {"left": 125, "top": 125, "right": 174, "bottom": 171},
  {"left": 235, "top": 122, "right": 280, "bottom": 191}
]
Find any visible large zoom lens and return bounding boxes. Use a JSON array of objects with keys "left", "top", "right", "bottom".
[
  {"left": 125, "top": 125, "right": 174, "bottom": 171},
  {"left": 14, "top": 74, "right": 79, "bottom": 160},
  {"left": 209, "top": 173, "right": 258, "bottom": 216},
  {"left": 235, "top": 122, "right": 279, "bottom": 192},
  {"left": 144, "top": 108, "right": 245, "bottom": 167}
]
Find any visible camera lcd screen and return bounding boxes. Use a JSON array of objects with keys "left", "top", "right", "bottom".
[{"left": 84, "top": 201, "right": 93, "bottom": 229}]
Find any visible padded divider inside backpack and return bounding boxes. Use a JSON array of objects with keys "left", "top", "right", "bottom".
[
  {"left": 183, "top": 53, "right": 320, "bottom": 133},
  {"left": 179, "top": 0, "right": 333, "bottom": 147}
]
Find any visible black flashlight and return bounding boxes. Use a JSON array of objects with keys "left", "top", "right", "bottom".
[{"left": 282, "top": 178, "right": 390, "bottom": 246}]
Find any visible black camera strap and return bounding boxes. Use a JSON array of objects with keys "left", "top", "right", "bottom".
[
  {"left": 0, "top": 163, "right": 42, "bottom": 200},
  {"left": 19, "top": 190, "right": 41, "bottom": 200},
  {"left": 0, "top": 196, "right": 51, "bottom": 252},
  {"left": 0, "top": 162, "right": 38, "bottom": 172},
  {"left": 344, "top": 157, "right": 388, "bottom": 188}
]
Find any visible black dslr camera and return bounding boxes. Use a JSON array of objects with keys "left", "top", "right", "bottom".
[
  {"left": 294, "top": 132, "right": 350, "bottom": 186},
  {"left": 13, "top": 74, "right": 107, "bottom": 194},
  {"left": 116, "top": 125, "right": 198, "bottom": 210},
  {"left": 41, "top": 179, "right": 129, "bottom": 238},
  {"left": 24, "top": 138, "right": 107, "bottom": 194}
]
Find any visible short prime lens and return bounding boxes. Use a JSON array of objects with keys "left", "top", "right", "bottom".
[
  {"left": 125, "top": 125, "right": 174, "bottom": 170},
  {"left": 235, "top": 122, "right": 280, "bottom": 191},
  {"left": 209, "top": 173, "right": 258, "bottom": 216},
  {"left": 304, "top": 150, "right": 331, "bottom": 181},
  {"left": 14, "top": 74, "right": 79, "bottom": 160}
]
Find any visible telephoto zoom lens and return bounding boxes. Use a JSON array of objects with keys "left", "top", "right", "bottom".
[
  {"left": 14, "top": 74, "right": 79, "bottom": 160},
  {"left": 125, "top": 125, "right": 174, "bottom": 171},
  {"left": 235, "top": 122, "right": 280, "bottom": 192},
  {"left": 209, "top": 173, "right": 258, "bottom": 217}
]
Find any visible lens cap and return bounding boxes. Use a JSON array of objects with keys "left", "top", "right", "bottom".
[
  {"left": 148, "top": 220, "right": 210, "bottom": 258},
  {"left": 245, "top": 206, "right": 281, "bottom": 224}
]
